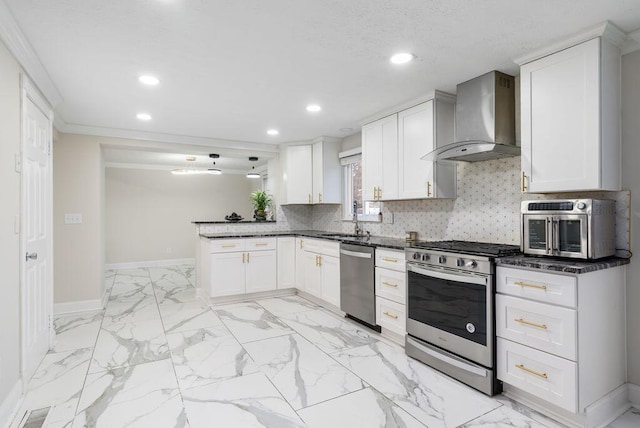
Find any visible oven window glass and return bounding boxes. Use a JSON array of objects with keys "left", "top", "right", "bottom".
[
  {"left": 528, "top": 219, "right": 547, "bottom": 250},
  {"left": 408, "top": 271, "right": 487, "bottom": 345},
  {"left": 558, "top": 219, "right": 582, "bottom": 253}
]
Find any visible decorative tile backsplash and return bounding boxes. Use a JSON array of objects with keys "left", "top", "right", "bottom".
[{"left": 200, "top": 156, "right": 630, "bottom": 251}]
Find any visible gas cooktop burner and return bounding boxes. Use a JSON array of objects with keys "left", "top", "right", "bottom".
[{"left": 410, "top": 240, "right": 521, "bottom": 257}]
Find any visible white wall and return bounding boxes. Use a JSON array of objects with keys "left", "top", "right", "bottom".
[
  {"left": 621, "top": 49, "right": 640, "bottom": 386},
  {"left": 105, "top": 167, "right": 260, "bottom": 264},
  {"left": 341, "top": 132, "right": 361, "bottom": 151},
  {"left": 0, "top": 37, "right": 23, "bottom": 418},
  {"left": 53, "top": 133, "right": 104, "bottom": 305}
]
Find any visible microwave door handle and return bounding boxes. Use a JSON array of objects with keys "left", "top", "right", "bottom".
[
  {"left": 552, "top": 217, "right": 560, "bottom": 254},
  {"left": 546, "top": 217, "right": 553, "bottom": 255}
]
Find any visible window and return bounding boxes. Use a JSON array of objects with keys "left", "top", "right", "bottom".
[{"left": 342, "top": 158, "right": 381, "bottom": 221}]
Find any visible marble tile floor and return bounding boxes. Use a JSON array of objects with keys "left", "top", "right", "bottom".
[{"left": 10, "top": 265, "right": 640, "bottom": 428}]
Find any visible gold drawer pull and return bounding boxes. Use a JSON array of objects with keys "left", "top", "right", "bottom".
[
  {"left": 247, "top": 252, "right": 250, "bottom": 263},
  {"left": 516, "top": 364, "right": 548, "bottom": 379},
  {"left": 514, "top": 318, "right": 548, "bottom": 330},
  {"left": 383, "top": 311, "right": 398, "bottom": 319},
  {"left": 382, "top": 281, "right": 398, "bottom": 288},
  {"left": 521, "top": 171, "right": 528, "bottom": 192},
  {"left": 514, "top": 281, "right": 547, "bottom": 291},
  {"left": 382, "top": 257, "right": 398, "bottom": 263},
  {"left": 254, "top": 243, "right": 268, "bottom": 246},
  {"left": 222, "top": 244, "right": 236, "bottom": 248}
]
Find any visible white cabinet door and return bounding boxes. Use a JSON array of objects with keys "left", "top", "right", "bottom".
[
  {"left": 295, "top": 238, "right": 306, "bottom": 290},
  {"left": 283, "top": 145, "right": 313, "bottom": 204},
  {"left": 312, "top": 139, "right": 341, "bottom": 204},
  {"left": 320, "top": 255, "right": 340, "bottom": 308},
  {"left": 362, "top": 114, "right": 398, "bottom": 201},
  {"left": 277, "top": 237, "right": 296, "bottom": 289},
  {"left": 303, "top": 251, "right": 322, "bottom": 298},
  {"left": 210, "top": 252, "right": 245, "bottom": 297},
  {"left": 521, "top": 38, "right": 603, "bottom": 192},
  {"left": 245, "top": 250, "right": 277, "bottom": 293},
  {"left": 398, "top": 101, "right": 434, "bottom": 199}
]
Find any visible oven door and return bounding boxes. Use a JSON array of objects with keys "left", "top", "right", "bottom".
[
  {"left": 552, "top": 215, "right": 588, "bottom": 258},
  {"left": 522, "top": 214, "right": 551, "bottom": 256},
  {"left": 406, "top": 264, "right": 493, "bottom": 368}
]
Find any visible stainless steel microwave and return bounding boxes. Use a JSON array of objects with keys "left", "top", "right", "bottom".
[{"left": 521, "top": 199, "right": 616, "bottom": 259}]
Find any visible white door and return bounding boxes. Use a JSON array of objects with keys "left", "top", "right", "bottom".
[
  {"left": 21, "top": 89, "right": 53, "bottom": 382},
  {"left": 302, "top": 251, "right": 322, "bottom": 298},
  {"left": 210, "top": 252, "right": 245, "bottom": 297},
  {"left": 285, "top": 145, "right": 313, "bottom": 204},
  {"left": 276, "top": 238, "right": 296, "bottom": 289},
  {"left": 245, "top": 250, "right": 277, "bottom": 293},
  {"left": 320, "top": 255, "right": 340, "bottom": 308},
  {"left": 398, "top": 101, "right": 433, "bottom": 199}
]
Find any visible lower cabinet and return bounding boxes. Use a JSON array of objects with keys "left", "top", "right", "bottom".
[
  {"left": 301, "top": 239, "right": 341, "bottom": 308},
  {"left": 374, "top": 248, "right": 406, "bottom": 341},
  {"left": 276, "top": 237, "right": 296, "bottom": 289}
]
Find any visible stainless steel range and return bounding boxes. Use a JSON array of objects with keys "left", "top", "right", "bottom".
[{"left": 404, "top": 241, "right": 520, "bottom": 395}]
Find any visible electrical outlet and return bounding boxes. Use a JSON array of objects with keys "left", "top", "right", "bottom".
[{"left": 64, "top": 213, "right": 83, "bottom": 224}]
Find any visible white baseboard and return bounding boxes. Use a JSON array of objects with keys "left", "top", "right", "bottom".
[
  {"left": 0, "top": 380, "right": 23, "bottom": 428},
  {"left": 629, "top": 383, "right": 640, "bottom": 408},
  {"left": 584, "top": 383, "right": 631, "bottom": 428},
  {"left": 54, "top": 298, "right": 104, "bottom": 315},
  {"left": 105, "top": 258, "right": 195, "bottom": 270}
]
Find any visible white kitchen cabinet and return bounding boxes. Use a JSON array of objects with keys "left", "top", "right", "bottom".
[
  {"left": 210, "top": 251, "right": 246, "bottom": 297},
  {"left": 320, "top": 254, "right": 340, "bottom": 307},
  {"left": 245, "top": 249, "right": 277, "bottom": 293},
  {"left": 496, "top": 264, "right": 625, "bottom": 420},
  {"left": 302, "top": 251, "right": 322, "bottom": 298},
  {"left": 280, "top": 145, "right": 313, "bottom": 204},
  {"left": 277, "top": 237, "right": 296, "bottom": 289},
  {"left": 362, "top": 114, "right": 398, "bottom": 201},
  {"left": 374, "top": 248, "right": 406, "bottom": 343},
  {"left": 301, "top": 238, "right": 341, "bottom": 308},
  {"left": 519, "top": 34, "right": 621, "bottom": 193},
  {"left": 312, "top": 138, "right": 341, "bottom": 204},
  {"left": 398, "top": 94, "right": 456, "bottom": 199}
]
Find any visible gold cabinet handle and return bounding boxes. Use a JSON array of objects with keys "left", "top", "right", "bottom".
[
  {"left": 514, "top": 281, "right": 547, "bottom": 291},
  {"left": 308, "top": 194, "right": 312, "bottom": 203},
  {"left": 516, "top": 364, "right": 548, "bottom": 379},
  {"left": 378, "top": 187, "right": 382, "bottom": 200},
  {"left": 382, "top": 257, "right": 398, "bottom": 263},
  {"left": 514, "top": 318, "right": 548, "bottom": 330},
  {"left": 382, "top": 281, "right": 398, "bottom": 288},
  {"left": 427, "top": 181, "right": 432, "bottom": 197},
  {"left": 521, "top": 171, "right": 528, "bottom": 192},
  {"left": 315, "top": 255, "right": 319, "bottom": 266},
  {"left": 300, "top": 239, "right": 304, "bottom": 249},
  {"left": 383, "top": 311, "right": 398, "bottom": 319},
  {"left": 318, "top": 193, "right": 322, "bottom": 203},
  {"left": 318, "top": 255, "right": 322, "bottom": 267},
  {"left": 242, "top": 253, "right": 245, "bottom": 263},
  {"left": 254, "top": 242, "right": 268, "bottom": 246},
  {"left": 222, "top": 244, "right": 236, "bottom": 248},
  {"left": 247, "top": 252, "right": 250, "bottom": 263}
]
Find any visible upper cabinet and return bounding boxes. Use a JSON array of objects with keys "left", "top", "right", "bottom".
[
  {"left": 518, "top": 24, "right": 623, "bottom": 193},
  {"left": 279, "top": 137, "right": 341, "bottom": 205},
  {"left": 362, "top": 91, "right": 456, "bottom": 201}
]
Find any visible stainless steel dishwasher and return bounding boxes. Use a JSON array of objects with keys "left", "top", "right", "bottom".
[{"left": 340, "top": 243, "right": 380, "bottom": 331}]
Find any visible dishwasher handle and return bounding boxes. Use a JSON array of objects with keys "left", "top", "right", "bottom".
[{"left": 340, "top": 249, "right": 373, "bottom": 259}]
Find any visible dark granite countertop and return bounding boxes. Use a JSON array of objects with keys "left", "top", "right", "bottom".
[
  {"left": 199, "top": 230, "right": 408, "bottom": 250},
  {"left": 193, "top": 220, "right": 276, "bottom": 224},
  {"left": 496, "top": 255, "right": 630, "bottom": 274}
]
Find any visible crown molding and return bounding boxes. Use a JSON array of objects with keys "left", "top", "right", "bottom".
[
  {"left": 104, "top": 162, "right": 249, "bottom": 175},
  {"left": 0, "top": 0, "right": 62, "bottom": 107},
  {"left": 623, "top": 29, "right": 640, "bottom": 55},
  {"left": 358, "top": 90, "right": 454, "bottom": 126}
]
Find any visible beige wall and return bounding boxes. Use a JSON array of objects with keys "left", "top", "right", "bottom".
[
  {"left": 0, "top": 39, "right": 23, "bottom": 413},
  {"left": 622, "top": 49, "right": 640, "bottom": 385},
  {"left": 341, "top": 132, "right": 361, "bottom": 151},
  {"left": 106, "top": 167, "right": 260, "bottom": 264},
  {"left": 53, "top": 133, "right": 104, "bottom": 304}
]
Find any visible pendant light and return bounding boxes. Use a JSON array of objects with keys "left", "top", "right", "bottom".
[
  {"left": 208, "top": 153, "right": 222, "bottom": 174},
  {"left": 246, "top": 156, "right": 260, "bottom": 178}
]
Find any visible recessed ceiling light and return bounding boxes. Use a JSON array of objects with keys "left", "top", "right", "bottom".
[
  {"left": 186, "top": 156, "right": 196, "bottom": 162},
  {"left": 267, "top": 129, "right": 279, "bottom": 136},
  {"left": 306, "top": 104, "right": 322, "bottom": 112},
  {"left": 138, "top": 75, "right": 160, "bottom": 86},
  {"left": 136, "top": 113, "right": 152, "bottom": 121},
  {"left": 340, "top": 127, "right": 354, "bottom": 133},
  {"left": 207, "top": 168, "right": 222, "bottom": 175},
  {"left": 390, "top": 52, "right": 415, "bottom": 64}
]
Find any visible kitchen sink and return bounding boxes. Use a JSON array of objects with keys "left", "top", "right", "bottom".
[{"left": 322, "top": 234, "right": 369, "bottom": 241}]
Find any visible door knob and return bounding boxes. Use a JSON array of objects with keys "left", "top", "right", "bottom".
[{"left": 26, "top": 252, "right": 38, "bottom": 261}]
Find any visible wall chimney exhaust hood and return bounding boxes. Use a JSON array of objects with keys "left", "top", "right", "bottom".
[{"left": 422, "top": 70, "right": 519, "bottom": 162}]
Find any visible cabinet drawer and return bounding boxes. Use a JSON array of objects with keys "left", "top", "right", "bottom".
[
  {"left": 375, "top": 267, "right": 406, "bottom": 305},
  {"left": 497, "top": 294, "right": 577, "bottom": 360},
  {"left": 376, "top": 297, "right": 406, "bottom": 336},
  {"left": 210, "top": 239, "right": 245, "bottom": 253},
  {"left": 497, "top": 267, "right": 577, "bottom": 308},
  {"left": 497, "top": 338, "right": 577, "bottom": 413},
  {"left": 245, "top": 237, "right": 277, "bottom": 251},
  {"left": 376, "top": 249, "right": 406, "bottom": 271},
  {"left": 304, "top": 238, "right": 340, "bottom": 257}
]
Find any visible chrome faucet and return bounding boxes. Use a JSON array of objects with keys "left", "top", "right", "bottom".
[{"left": 353, "top": 201, "right": 363, "bottom": 236}]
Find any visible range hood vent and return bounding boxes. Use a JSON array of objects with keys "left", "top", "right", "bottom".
[{"left": 423, "top": 70, "right": 519, "bottom": 162}]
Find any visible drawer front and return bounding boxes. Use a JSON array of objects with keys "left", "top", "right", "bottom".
[
  {"left": 375, "top": 267, "right": 406, "bottom": 305},
  {"left": 497, "top": 267, "right": 577, "bottom": 308},
  {"left": 320, "top": 240, "right": 340, "bottom": 258},
  {"left": 376, "top": 249, "right": 406, "bottom": 272},
  {"left": 303, "top": 238, "right": 325, "bottom": 255},
  {"left": 497, "top": 295, "right": 577, "bottom": 360},
  {"left": 376, "top": 297, "right": 406, "bottom": 336},
  {"left": 497, "top": 338, "right": 577, "bottom": 413},
  {"left": 245, "top": 237, "right": 277, "bottom": 251},
  {"left": 210, "top": 239, "right": 245, "bottom": 253}
]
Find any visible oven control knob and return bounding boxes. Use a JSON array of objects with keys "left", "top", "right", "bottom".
[
  {"left": 438, "top": 255, "right": 447, "bottom": 264},
  {"left": 576, "top": 202, "right": 587, "bottom": 210},
  {"left": 467, "top": 260, "right": 478, "bottom": 268},
  {"left": 456, "top": 258, "right": 465, "bottom": 267},
  {"left": 421, "top": 254, "right": 430, "bottom": 262},
  {"left": 412, "top": 252, "right": 421, "bottom": 260}
]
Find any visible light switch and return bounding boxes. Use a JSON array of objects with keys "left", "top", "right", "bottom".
[{"left": 64, "top": 213, "right": 83, "bottom": 224}]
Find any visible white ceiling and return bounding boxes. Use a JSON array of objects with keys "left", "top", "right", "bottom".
[{"left": 4, "top": 0, "right": 640, "bottom": 162}]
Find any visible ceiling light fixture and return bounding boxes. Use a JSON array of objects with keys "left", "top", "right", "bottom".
[
  {"left": 390, "top": 52, "right": 415, "bottom": 64},
  {"left": 136, "top": 113, "right": 152, "bottom": 121},
  {"left": 306, "top": 104, "right": 322, "bottom": 112},
  {"left": 138, "top": 75, "right": 160, "bottom": 86},
  {"left": 247, "top": 156, "right": 260, "bottom": 178},
  {"left": 207, "top": 168, "right": 222, "bottom": 175},
  {"left": 267, "top": 129, "right": 279, "bottom": 136},
  {"left": 186, "top": 156, "right": 196, "bottom": 161}
]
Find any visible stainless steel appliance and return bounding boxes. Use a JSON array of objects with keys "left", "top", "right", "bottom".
[
  {"left": 340, "top": 243, "right": 379, "bottom": 330},
  {"left": 405, "top": 241, "right": 520, "bottom": 395},
  {"left": 422, "top": 70, "right": 519, "bottom": 162},
  {"left": 521, "top": 199, "right": 616, "bottom": 259}
]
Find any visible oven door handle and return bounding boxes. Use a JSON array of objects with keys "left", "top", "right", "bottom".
[
  {"left": 406, "top": 336, "right": 488, "bottom": 377},
  {"left": 408, "top": 265, "right": 488, "bottom": 286}
]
